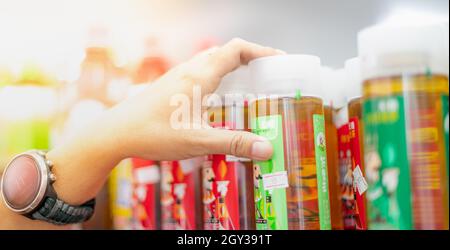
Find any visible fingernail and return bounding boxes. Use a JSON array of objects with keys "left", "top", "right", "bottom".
[
  {"left": 275, "top": 49, "right": 287, "bottom": 55},
  {"left": 251, "top": 138, "right": 273, "bottom": 160}
]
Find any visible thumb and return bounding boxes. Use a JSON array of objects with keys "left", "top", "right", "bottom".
[{"left": 194, "top": 128, "right": 273, "bottom": 161}]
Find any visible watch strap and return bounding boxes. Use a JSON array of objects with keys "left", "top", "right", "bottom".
[{"left": 31, "top": 197, "right": 95, "bottom": 225}]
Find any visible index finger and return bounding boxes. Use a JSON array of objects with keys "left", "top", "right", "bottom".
[{"left": 208, "top": 38, "right": 285, "bottom": 79}]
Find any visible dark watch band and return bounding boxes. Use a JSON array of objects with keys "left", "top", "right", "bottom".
[{"left": 31, "top": 197, "right": 95, "bottom": 225}]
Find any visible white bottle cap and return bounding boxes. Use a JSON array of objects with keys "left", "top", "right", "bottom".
[
  {"left": 214, "top": 66, "right": 251, "bottom": 96},
  {"left": 345, "top": 57, "right": 363, "bottom": 102},
  {"left": 319, "top": 67, "right": 349, "bottom": 109},
  {"left": 86, "top": 26, "right": 110, "bottom": 48},
  {"left": 319, "top": 66, "right": 335, "bottom": 107},
  {"left": 249, "top": 54, "right": 321, "bottom": 97},
  {"left": 331, "top": 68, "right": 348, "bottom": 109},
  {"left": 439, "top": 21, "right": 449, "bottom": 76},
  {"left": 358, "top": 23, "right": 449, "bottom": 81}
]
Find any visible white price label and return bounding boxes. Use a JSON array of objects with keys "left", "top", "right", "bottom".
[
  {"left": 134, "top": 165, "right": 160, "bottom": 184},
  {"left": 262, "top": 171, "right": 289, "bottom": 191},
  {"left": 353, "top": 165, "right": 368, "bottom": 195},
  {"left": 225, "top": 155, "right": 251, "bottom": 162}
]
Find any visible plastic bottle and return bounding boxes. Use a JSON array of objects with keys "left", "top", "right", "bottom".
[
  {"left": 77, "top": 27, "right": 116, "bottom": 107},
  {"left": 131, "top": 159, "right": 161, "bottom": 230},
  {"left": 109, "top": 159, "right": 134, "bottom": 229},
  {"left": 319, "top": 67, "right": 344, "bottom": 230},
  {"left": 345, "top": 57, "right": 368, "bottom": 230},
  {"left": 133, "top": 37, "right": 170, "bottom": 84},
  {"left": 249, "top": 55, "right": 331, "bottom": 230},
  {"left": 160, "top": 158, "right": 203, "bottom": 230},
  {"left": 203, "top": 66, "right": 255, "bottom": 230},
  {"left": 328, "top": 68, "right": 358, "bottom": 230},
  {"left": 358, "top": 23, "right": 449, "bottom": 230}
]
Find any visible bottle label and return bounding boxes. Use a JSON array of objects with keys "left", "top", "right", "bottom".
[
  {"left": 405, "top": 93, "right": 447, "bottom": 229},
  {"left": 225, "top": 155, "right": 251, "bottom": 162},
  {"left": 348, "top": 117, "right": 368, "bottom": 230},
  {"left": 160, "top": 161, "right": 197, "bottom": 230},
  {"left": 363, "top": 96, "right": 413, "bottom": 230},
  {"left": 338, "top": 124, "right": 357, "bottom": 229},
  {"left": 131, "top": 159, "right": 160, "bottom": 230},
  {"left": 313, "top": 114, "right": 331, "bottom": 230},
  {"left": 442, "top": 95, "right": 449, "bottom": 179},
  {"left": 262, "top": 171, "right": 289, "bottom": 191},
  {"left": 109, "top": 160, "right": 133, "bottom": 229},
  {"left": 353, "top": 166, "right": 368, "bottom": 195},
  {"left": 252, "top": 115, "right": 288, "bottom": 230},
  {"left": 202, "top": 156, "right": 241, "bottom": 230}
]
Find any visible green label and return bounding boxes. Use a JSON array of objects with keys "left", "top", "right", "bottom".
[
  {"left": 252, "top": 115, "right": 288, "bottom": 230},
  {"left": 363, "top": 96, "right": 413, "bottom": 230},
  {"left": 313, "top": 114, "right": 331, "bottom": 230},
  {"left": 443, "top": 95, "right": 449, "bottom": 179}
]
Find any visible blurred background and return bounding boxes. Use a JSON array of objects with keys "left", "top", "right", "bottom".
[{"left": 0, "top": 0, "right": 448, "bottom": 229}]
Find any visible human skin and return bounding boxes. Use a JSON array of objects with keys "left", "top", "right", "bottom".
[{"left": 0, "top": 39, "right": 279, "bottom": 229}]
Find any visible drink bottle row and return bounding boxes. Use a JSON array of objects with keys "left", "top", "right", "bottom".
[{"left": 109, "top": 22, "right": 449, "bottom": 230}]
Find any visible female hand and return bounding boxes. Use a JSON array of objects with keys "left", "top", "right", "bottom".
[{"left": 47, "top": 38, "right": 281, "bottom": 205}]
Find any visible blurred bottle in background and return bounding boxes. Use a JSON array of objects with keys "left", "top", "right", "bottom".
[
  {"left": 0, "top": 65, "right": 65, "bottom": 229},
  {"left": 345, "top": 58, "right": 368, "bottom": 230},
  {"left": 59, "top": 26, "right": 122, "bottom": 230},
  {"left": 133, "top": 36, "right": 170, "bottom": 85},
  {"left": 160, "top": 159, "right": 203, "bottom": 230},
  {"left": 0, "top": 65, "right": 58, "bottom": 173},
  {"left": 131, "top": 159, "right": 161, "bottom": 230},
  {"left": 319, "top": 67, "right": 344, "bottom": 230},
  {"left": 359, "top": 23, "right": 449, "bottom": 230},
  {"left": 109, "top": 159, "right": 134, "bottom": 229}
]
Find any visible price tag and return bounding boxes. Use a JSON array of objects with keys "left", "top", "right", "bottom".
[
  {"left": 353, "top": 165, "right": 368, "bottom": 195},
  {"left": 225, "top": 155, "right": 251, "bottom": 162},
  {"left": 262, "top": 171, "right": 289, "bottom": 191}
]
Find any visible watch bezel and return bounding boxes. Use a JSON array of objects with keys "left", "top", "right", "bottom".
[{"left": 1, "top": 151, "right": 49, "bottom": 214}]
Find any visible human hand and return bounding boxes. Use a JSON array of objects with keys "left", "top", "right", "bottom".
[
  {"left": 107, "top": 38, "right": 281, "bottom": 161},
  {"left": 44, "top": 38, "right": 281, "bottom": 206}
]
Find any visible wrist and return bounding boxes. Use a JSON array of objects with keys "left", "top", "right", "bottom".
[{"left": 46, "top": 110, "right": 124, "bottom": 205}]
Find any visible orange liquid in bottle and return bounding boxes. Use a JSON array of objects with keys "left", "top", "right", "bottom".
[{"left": 252, "top": 96, "right": 328, "bottom": 230}]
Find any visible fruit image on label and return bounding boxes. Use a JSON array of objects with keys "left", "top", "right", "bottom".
[
  {"left": 363, "top": 96, "right": 412, "bottom": 230},
  {"left": 313, "top": 114, "right": 331, "bottom": 230},
  {"left": 202, "top": 156, "right": 240, "bottom": 230},
  {"left": 252, "top": 115, "right": 288, "bottom": 230}
]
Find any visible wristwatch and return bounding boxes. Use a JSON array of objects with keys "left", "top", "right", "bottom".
[{"left": 1, "top": 150, "right": 95, "bottom": 225}]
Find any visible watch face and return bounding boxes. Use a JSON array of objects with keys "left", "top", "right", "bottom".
[{"left": 2, "top": 155, "right": 42, "bottom": 210}]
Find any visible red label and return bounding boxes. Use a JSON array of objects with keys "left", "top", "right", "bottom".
[
  {"left": 338, "top": 124, "right": 357, "bottom": 230},
  {"left": 131, "top": 158, "right": 159, "bottom": 230},
  {"left": 202, "top": 155, "right": 241, "bottom": 230},
  {"left": 160, "top": 161, "right": 198, "bottom": 230},
  {"left": 348, "top": 118, "right": 368, "bottom": 230}
]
